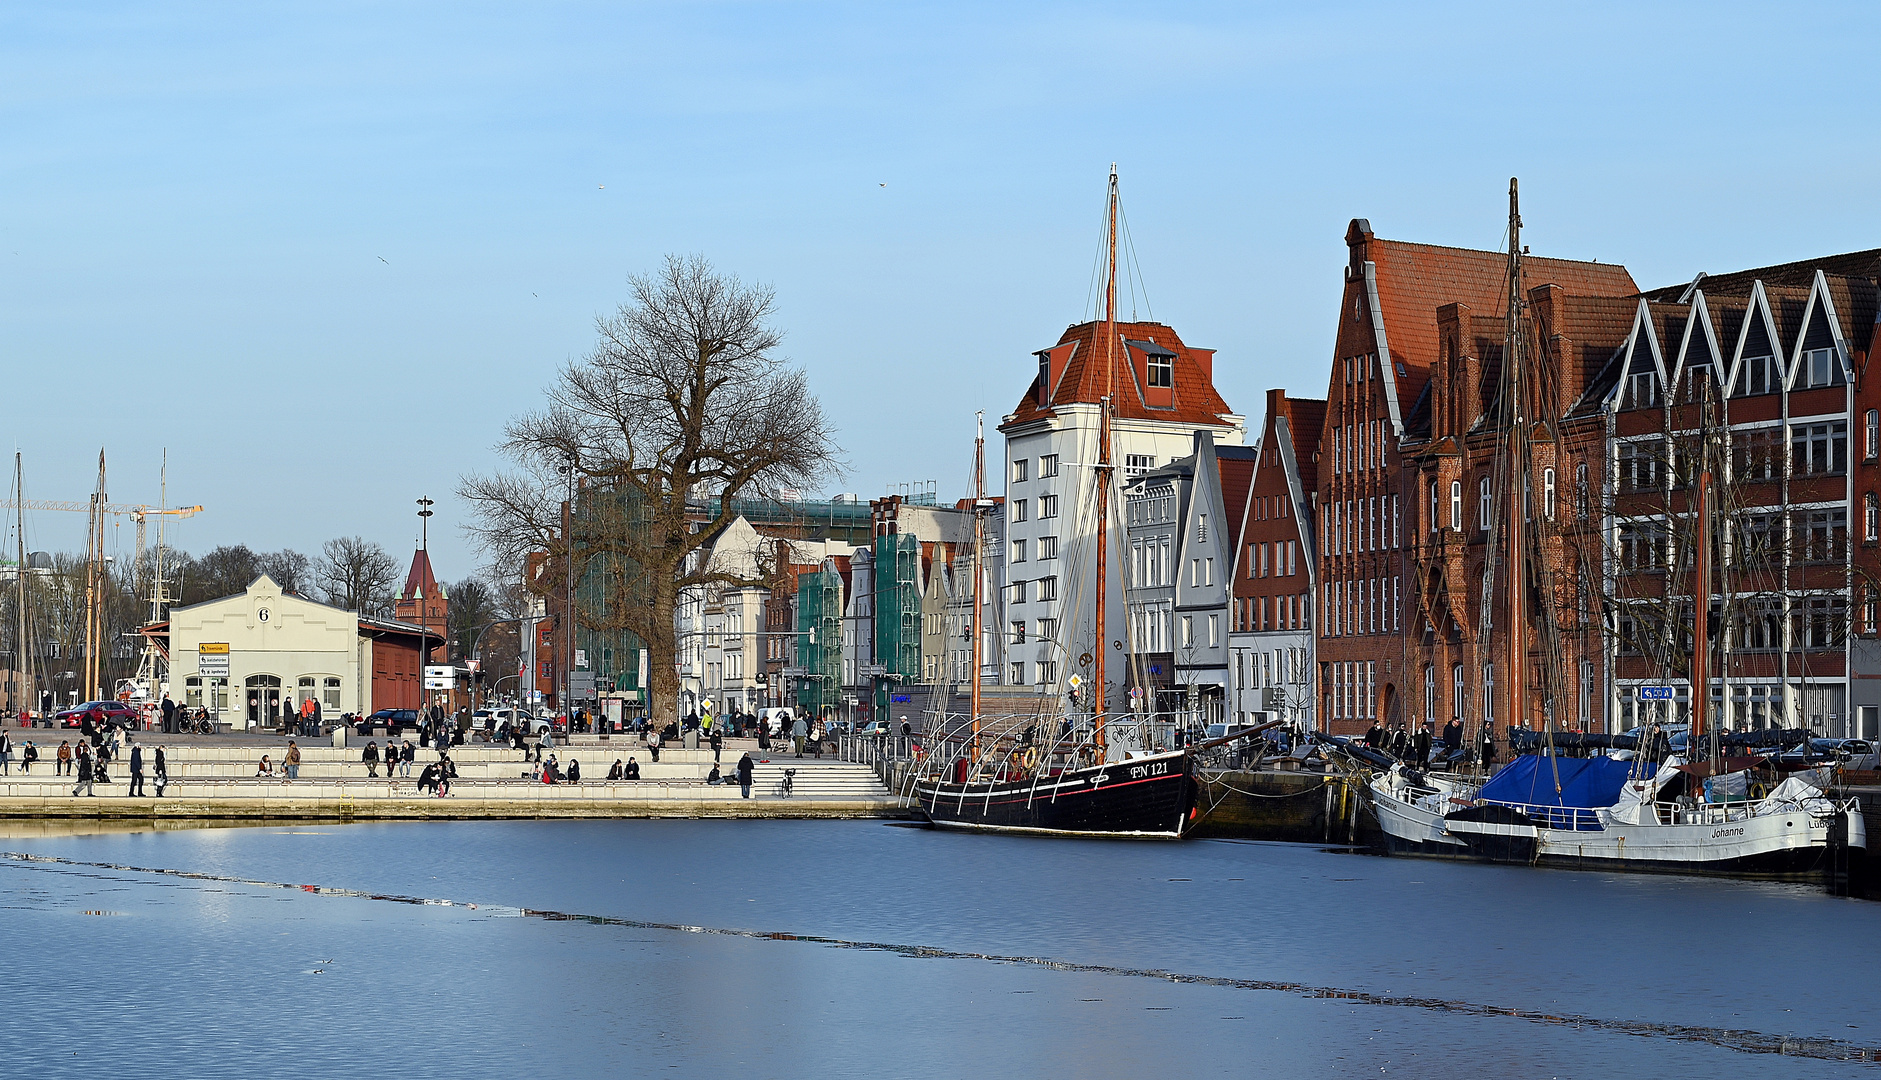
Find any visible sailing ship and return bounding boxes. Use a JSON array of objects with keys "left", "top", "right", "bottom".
[
  {"left": 910, "top": 168, "right": 1268, "bottom": 838},
  {"left": 1360, "top": 181, "right": 1868, "bottom": 880}
]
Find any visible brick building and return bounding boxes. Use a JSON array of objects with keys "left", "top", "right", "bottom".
[
  {"left": 1316, "top": 219, "right": 1639, "bottom": 736},
  {"left": 1229, "top": 388, "right": 1322, "bottom": 729}
]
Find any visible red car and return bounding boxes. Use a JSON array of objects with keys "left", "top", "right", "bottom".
[{"left": 56, "top": 701, "right": 141, "bottom": 730}]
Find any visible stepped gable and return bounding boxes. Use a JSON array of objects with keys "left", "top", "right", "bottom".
[{"left": 1005, "top": 319, "right": 1234, "bottom": 428}]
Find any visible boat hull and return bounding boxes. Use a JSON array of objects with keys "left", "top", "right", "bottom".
[{"left": 913, "top": 752, "right": 1194, "bottom": 838}]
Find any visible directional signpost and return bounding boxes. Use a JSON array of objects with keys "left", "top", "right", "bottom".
[
  {"left": 1636, "top": 686, "right": 1675, "bottom": 701},
  {"left": 198, "top": 643, "right": 229, "bottom": 678}
]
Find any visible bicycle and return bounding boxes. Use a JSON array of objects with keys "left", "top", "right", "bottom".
[{"left": 776, "top": 768, "right": 796, "bottom": 799}]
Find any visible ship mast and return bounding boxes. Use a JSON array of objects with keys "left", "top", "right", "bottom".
[
  {"left": 14, "top": 453, "right": 24, "bottom": 716},
  {"left": 1092, "top": 164, "right": 1118, "bottom": 761},
  {"left": 969, "top": 411, "right": 985, "bottom": 759},
  {"left": 1504, "top": 179, "right": 1529, "bottom": 739},
  {"left": 1693, "top": 468, "right": 1713, "bottom": 768}
]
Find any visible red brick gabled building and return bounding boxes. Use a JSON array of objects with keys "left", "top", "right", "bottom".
[
  {"left": 1229, "top": 388, "right": 1323, "bottom": 727},
  {"left": 1317, "top": 219, "right": 1639, "bottom": 736}
]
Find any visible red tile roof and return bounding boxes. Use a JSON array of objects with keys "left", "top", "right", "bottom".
[
  {"left": 1002, "top": 320, "right": 1237, "bottom": 430},
  {"left": 401, "top": 549, "right": 440, "bottom": 599}
]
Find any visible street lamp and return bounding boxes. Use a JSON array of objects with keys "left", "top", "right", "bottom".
[{"left": 417, "top": 495, "right": 435, "bottom": 715}]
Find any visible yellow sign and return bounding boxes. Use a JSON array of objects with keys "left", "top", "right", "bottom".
[{"left": 199, "top": 643, "right": 230, "bottom": 655}]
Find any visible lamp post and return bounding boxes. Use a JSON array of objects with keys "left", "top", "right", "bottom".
[
  {"left": 417, "top": 496, "right": 434, "bottom": 714},
  {"left": 557, "top": 457, "right": 576, "bottom": 729}
]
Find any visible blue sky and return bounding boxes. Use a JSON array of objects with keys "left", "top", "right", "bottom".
[{"left": 4, "top": 1, "right": 1878, "bottom": 582}]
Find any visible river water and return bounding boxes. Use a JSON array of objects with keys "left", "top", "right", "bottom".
[{"left": 0, "top": 818, "right": 1873, "bottom": 1078}]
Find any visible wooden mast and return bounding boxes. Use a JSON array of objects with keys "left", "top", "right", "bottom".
[
  {"left": 13, "top": 453, "right": 24, "bottom": 715},
  {"left": 1504, "top": 180, "right": 1529, "bottom": 739},
  {"left": 84, "top": 450, "right": 106, "bottom": 703},
  {"left": 1093, "top": 164, "right": 1118, "bottom": 760},
  {"left": 969, "top": 411, "right": 985, "bottom": 759}
]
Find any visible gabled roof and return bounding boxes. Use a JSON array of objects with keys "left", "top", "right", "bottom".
[
  {"left": 1003, "top": 320, "right": 1236, "bottom": 429},
  {"left": 1347, "top": 222, "right": 1639, "bottom": 430},
  {"left": 1640, "top": 248, "right": 1881, "bottom": 300}
]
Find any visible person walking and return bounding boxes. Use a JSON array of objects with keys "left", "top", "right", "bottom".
[
  {"left": 128, "top": 743, "right": 145, "bottom": 796},
  {"left": 791, "top": 715, "right": 808, "bottom": 759},
  {"left": 363, "top": 740, "right": 380, "bottom": 778},
  {"left": 153, "top": 746, "right": 168, "bottom": 797},
  {"left": 283, "top": 741, "right": 302, "bottom": 782},
  {"left": 72, "top": 745, "right": 94, "bottom": 797},
  {"left": 57, "top": 739, "right": 72, "bottom": 776},
  {"left": 0, "top": 728, "right": 11, "bottom": 776},
  {"left": 400, "top": 740, "right": 415, "bottom": 778},
  {"left": 736, "top": 751, "right": 754, "bottom": 799},
  {"left": 1411, "top": 723, "right": 1432, "bottom": 769}
]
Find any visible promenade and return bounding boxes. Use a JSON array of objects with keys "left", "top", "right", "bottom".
[{"left": 0, "top": 732, "right": 910, "bottom": 821}]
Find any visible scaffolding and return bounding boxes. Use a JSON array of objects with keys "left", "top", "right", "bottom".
[{"left": 795, "top": 567, "right": 843, "bottom": 717}]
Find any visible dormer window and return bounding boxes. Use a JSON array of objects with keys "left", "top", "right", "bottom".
[{"left": 1148, "top": 353, "right": 1173, "bottom": 388}]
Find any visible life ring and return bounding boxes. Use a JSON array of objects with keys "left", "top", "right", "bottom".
[
  {"left": 1020, "top": 747, "right": 1038, "bottom": 771},
  {"left": 1750, "top": 781, "right": 1768, "bottom": 801}
]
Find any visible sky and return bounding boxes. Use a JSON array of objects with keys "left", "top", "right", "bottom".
[{"left": 5, "top": 1, "right": 1880, "bottom": 584}]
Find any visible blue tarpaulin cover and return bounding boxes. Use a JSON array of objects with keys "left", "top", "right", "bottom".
[{"left": 1475, "top": 755, "right": 1637, "bottom": 830}]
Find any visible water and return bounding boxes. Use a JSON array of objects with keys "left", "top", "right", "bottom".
[{"left": 0, "top": 818, "right": 1874, "bottom": 1078}]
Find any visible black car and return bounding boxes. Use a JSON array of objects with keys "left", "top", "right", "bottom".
[{"left": 355, "top": 708, "right": 420, "bottom": 735}]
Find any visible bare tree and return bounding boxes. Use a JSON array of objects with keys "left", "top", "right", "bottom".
[
  {"left": 316, "top": 536, "right": 399, "bottom": 616},
  {"left": 461, "top": 254, "right": 840, "bottom": 720}
]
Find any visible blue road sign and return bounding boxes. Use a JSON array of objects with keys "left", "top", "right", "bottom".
[{"left": 1636, "top": 686, "right": 1675, "bottom": 701}]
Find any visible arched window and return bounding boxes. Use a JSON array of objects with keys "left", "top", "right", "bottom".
[
  {"left": 1543, "top": 467, "right": 1557, "bottom": 520},
  {"left": 1451, "top": 664, "right": 1465, "bottom": 721},
  {"left": 1449, "top": 481, "right": 1463, "bottom": 531},
  {"left": 1429, "top": 481, "right": 1439, "bottom": 534}
]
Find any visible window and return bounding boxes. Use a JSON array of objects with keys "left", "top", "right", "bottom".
[
  {"left": 1039, "top": 617, "right": 1057, "bottom": 639},
  {"left": 1791, "top": 421, "right": 1848, "bottom": 477},
  {"left": 1126, "top": 454, "right": 1155, "bottom": 477},
  {"left": 1445, "top": 481, "right": 1459, "bottom": 531},
  {"left": 1429, "top": 481, "right": 1440, "bottom": 533},
  {"left": 1040, "top": 494, "right": 1059, "bottom": 518},
  {"left": 1037, "top": 535, "right": 1058, "bottom": 560},
  {"left": 1869, "top": 494, "right": 1879, "bottom": 544},
  {"left": 1181, "top": 615, "right": 1194, "bottom": 648},
  {"left": 1796, "top": 508, "right": 1847, "bottom": 563},
  {"left": 1039, "top": 454, "right": 1059, "bottom": 478},
  {"left": 1208, "top": 614, "right": 1219, "bottom": 647},
  {"left": 1009, "top": 662, "right": 1026, "bottom": 684},
  {"left": 1481, "top": 662, "right": 1495, "bottom": 724},
  {"left": 1736, "top": 354, "right": 1777, "bottom": 396},
  {"left": 1451, "top": 664, "right": 1465, "bottom": 720},
  {"left": 1616, "top": 440, "right": 1661, "bottom": 492},
  {"left": 1011, "top": 621, "right": 1026, "bottom": 645},
  {"left": 1574, "top": 463, "right": 1589, "bottom": 519},
  {"left": 1479, "top": 476, "right": 1492, "bottom": 531},
  {"left": 1629, "top": 368, "right": 1658, "bottom": 408},
  {"left": 1037, "top": 660, "right": 1058, "bottom": 684},
  {"left": 1010, "top": 539, "right": 1027, "bottom": 563},
  {"left": 299, "top": 676, "right": 316, "bottom": 706},
  {"left": 1542, "top": 467, "right": 1556, "bottom": 520},
  {"left": 1801, "top": 347, "right": 1840, "bottom": 389},
  {"left": 1423, "top": 665, "right": 1435, "bottom": 724},
  {"left": 1010, "top": 580, "right": 1027, "bottom": 604},
  {"left": 1010, "top": 499, "right": 1028, "bottom": 522},
  {"left": 1800, "top": 595, "right": 1847, "bottom": 650},
  {"left": 323, "top": 676, "right": 342, "bottom": 711},
  {"left": 1147, "top": 352, "right": 1173, "bottom": 388},
  {"left": 1286, "top": 541, "right": 1296, "bottom": 576},
  {"left": 1578, "top": 661, "right": 1594, "bottom": 727},
  {"left": 1391, "top": 494, "right": 1400, "bottom": 548},
  {"left": 1197, "top": 513, "right": 1208, "bottom": 542},
  {"left": 1247, "top": 544, "right": 1258, "bottom": 578},
  {"left": 1011, "top": 458, "right": 1028, "bottom": 483},
  {"left": 1036, "top": 576, "right": 1057, "bottom": 602},
  {"left": 1204, "top": 558, "right": 1213, "bottom": 585}
]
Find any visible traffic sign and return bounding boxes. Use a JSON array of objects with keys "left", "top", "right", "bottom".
[
  {"left": 1636, "top": 686, "right": 1675, "bottom": 701},
  {"left": 423, "top": 665, "right": 457, "bottom": 690},
  {"left": 198, "top": 643, "right": 230, "bottom": 677}
]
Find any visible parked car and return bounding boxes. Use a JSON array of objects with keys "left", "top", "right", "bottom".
[
  {"left": 354, "top": 708, "right": 419, "bottom": 735},
  {"left": 854, "top": 720, "right": 893, "bottom": 737},
  {"left": 55, "top": 701, "right": 140, "bottom": 730}
]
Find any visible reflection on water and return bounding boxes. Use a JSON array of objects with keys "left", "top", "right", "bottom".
[{"left": 0, "top": 820, "right": 1873, "bottom": 1078}]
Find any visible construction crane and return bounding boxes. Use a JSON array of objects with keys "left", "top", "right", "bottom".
[{"left": 0, "top": 498, "right": 203, "bottom": 582}]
